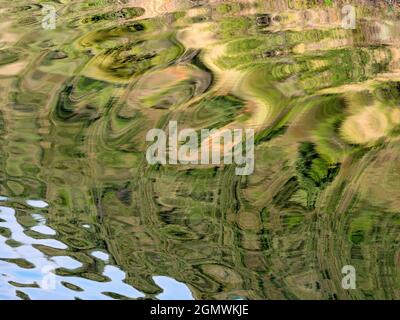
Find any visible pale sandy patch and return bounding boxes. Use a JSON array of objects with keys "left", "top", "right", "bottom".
[
  {"left": 128, "top": 0, "right": 190, "bottom": 20},
  {"left": 341, "top": 107, "right": 388, "bottom": 144},
  {"left": 317, "top": 81, "right": 374, "bottom": 95},
  {"left": 0, "top": 61, "right": 27, "bottom": 76},
  {"left": 390, "top": 108, "right": 400, "bottom": 125},
  {"left": 127, "top": 64, "right": 209, "bottom": 105},
  {"left": 241, "top": 100, "right": 269, "bottom": 129},
  {"left": 186, "top": 7, "right": 209, "bottom": 18},
  {"left": 293, "top": 37, "right": 352, "bottom": 54},
  {"left": 203, "top": 44, "right": 243, "bottom": 95},
  {"left": 134, "top": 65, "right": 190, "bottom": 97},
  {"left": 0, "top": 22, "right": 19, "bottom": 48},
  {"left": 177, "top": 22, "right": 216, "bottom": 49}
]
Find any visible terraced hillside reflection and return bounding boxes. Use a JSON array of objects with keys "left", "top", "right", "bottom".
[{"left": 0, "top": 0, "right": 400, "bottom": 299}]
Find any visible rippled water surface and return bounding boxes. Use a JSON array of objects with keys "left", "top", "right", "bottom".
[{"left": 0, "top": 0, "right": 400, "bottom": 300}]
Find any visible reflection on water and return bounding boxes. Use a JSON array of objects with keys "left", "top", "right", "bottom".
[
  {"left": 0, "top": 199, "right": 193, "bottom": 299},
  {"left": 0, "top": 202, "right": 144, "bottom": 299},
  {"left": 0, "top": 0, "right": 400, "bottom": 300},
  {"left": 154, "top": 276, "right": 194, "bottom": 300}
]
